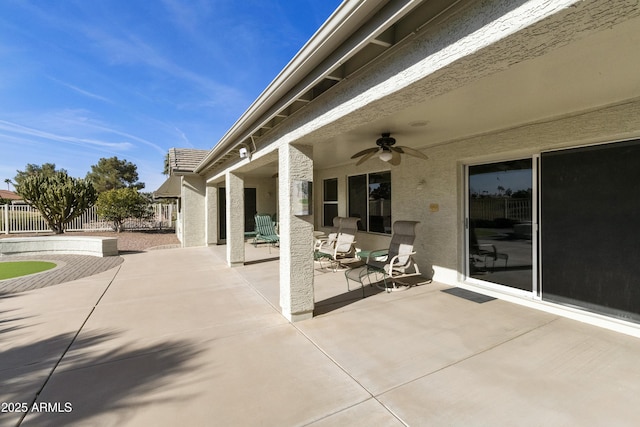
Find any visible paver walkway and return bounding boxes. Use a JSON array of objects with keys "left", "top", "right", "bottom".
[{"left": 0, "top": 255, "right": 124, "bottom": 294}]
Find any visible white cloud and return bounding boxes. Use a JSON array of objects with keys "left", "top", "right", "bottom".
[
  {"left": 160, "top": 0, "right": 212, "bottom": 34},
  {"left": 47, "top": 77, "right": 113, "bottom": 104},
  {"left": 174, "top": 127, "right": 192, "bottom": 147},
  {"left": 3, "top": 109, "right": 168, "bottom": 156},
  {"left": 83, "top": 27, "right": 243, "bottom": 101},
  {"left": 0, "top": 120, "right": 133, "bottom": 150}
]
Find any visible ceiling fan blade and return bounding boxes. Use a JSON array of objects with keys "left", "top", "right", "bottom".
[
  {"left": 388, "top": 150, "right": 401, "bottom": 166},
  {"left": 396, "top": 146, "right": 428, "bottom": 160},
  {"left": 350, "top": 147, "right": 378, "bottom": 159},
  {"left": 356, "top": 149, "right": 379, "bottom": 165}
]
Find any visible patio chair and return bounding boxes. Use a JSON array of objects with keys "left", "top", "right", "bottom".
[
  {"left": 315, "top": 217, "right": 360, "bottom": 271},
  {"left": 314, "top": 216, "right": 340, "bottom": 268},
  {"left": 469, "top": 221, "right": 508, "bottom": 272},
  {"left": 315, "top": 216, "right": 341, "bottom": 255},
  {"left": 345, "top": 220, "right": 421, "bottom": 294},
  {"left": 253, "top": 213, "right": 279, "bottom": 252}
]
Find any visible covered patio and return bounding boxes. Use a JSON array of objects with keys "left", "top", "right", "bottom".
[
  {"left": 3, "top": 244, "right": 640, "bottom": 426},
  {"left": 160, "top": 0, "right": 640, "bottom": 328}
]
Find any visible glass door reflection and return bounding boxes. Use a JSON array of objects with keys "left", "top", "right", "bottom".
[{"left": 467, "top": 159, "right": 533, "bottom": 292}]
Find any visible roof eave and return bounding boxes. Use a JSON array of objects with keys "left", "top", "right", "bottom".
[{"left": 194, "top": 0, "right": 391, "bottom": 174}]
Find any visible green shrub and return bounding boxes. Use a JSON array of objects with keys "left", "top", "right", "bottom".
[{"left": 96, "top": 188, "right": 152, "bottom": 232}]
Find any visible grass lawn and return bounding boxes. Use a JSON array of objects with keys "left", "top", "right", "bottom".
[{"left": 0, "top": 261, "right": 57, "bottom": 280}]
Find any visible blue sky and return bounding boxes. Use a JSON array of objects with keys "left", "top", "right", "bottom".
[
  {"left": 0, "top": 0, "right": 342, "bottom": 192},
  {"left": 469, "top": 169, "right": 532, "bottom": 197}
]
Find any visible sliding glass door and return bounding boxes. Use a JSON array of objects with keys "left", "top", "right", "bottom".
[
  {"left": 466, "top": 159, "right": 535, "bottom": 293},
  {"left": 541, "top": 140, "right": 640, "bottom": 321}
]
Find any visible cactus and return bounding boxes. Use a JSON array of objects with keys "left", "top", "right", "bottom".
[{"left": 17, "top": 172, "right": 97, "bottom": 234}]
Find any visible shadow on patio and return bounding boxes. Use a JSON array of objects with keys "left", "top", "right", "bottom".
[
  {"left": 3, "top": 245, "right": 640, "bottom": 425},
  {"left": 313, "top": 284, "right": 385, "bottom": 315},
  {"left": 0, "top": 324, "right": 204, "bottom": 426},
  {"left": 231, "top": 242, "right": 434, "bottom": 316}
]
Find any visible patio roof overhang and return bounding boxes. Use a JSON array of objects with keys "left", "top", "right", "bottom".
[
  {"left": 191, "top": 1, "right": 640, "bottom": 180},
  {"left": 193, "top": 0, "right": 443, "bottom": 175},
  {"left": 153, "top": 175, "right": 181, "bottom": 199}
]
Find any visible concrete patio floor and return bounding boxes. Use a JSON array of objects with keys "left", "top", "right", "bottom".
[{"left": 2, "top": 244, "right": 640, "bottom": 426}]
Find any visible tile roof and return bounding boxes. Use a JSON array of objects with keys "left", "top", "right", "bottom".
[
  {"left": 168, "top": 148, "right": 209, "bottom": 174},
  {"left": 0, "top": 190, "right": 21, "bottom": 201}
]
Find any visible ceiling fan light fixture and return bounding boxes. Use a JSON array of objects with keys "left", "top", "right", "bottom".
[
  {"left": 353, "top": 132, "right": 426, "bottom": 166},
  {"left": 379, "top": 150, "right": 393, "bottom": 162}
]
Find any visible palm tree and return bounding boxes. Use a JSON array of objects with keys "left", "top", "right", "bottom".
[{"left": 4, "top": 178, "right": 11, "bottom": 191}]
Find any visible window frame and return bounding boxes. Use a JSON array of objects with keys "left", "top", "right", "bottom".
[
  {"left": 347, "top": 170, "right": 392, "bottom": 234},
  {"left": 322, "top": 177, "right": 338, "bottom": 227}
]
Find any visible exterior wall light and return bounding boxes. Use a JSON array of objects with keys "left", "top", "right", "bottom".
[{"left": 238, "top": 139, "right": 257, "bottom": 160}]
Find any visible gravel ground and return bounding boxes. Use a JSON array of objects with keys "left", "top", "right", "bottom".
[{"left": 0, "top": 230, "right": 180, "bottom": 252}]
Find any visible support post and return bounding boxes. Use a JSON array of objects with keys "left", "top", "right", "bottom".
[
  {"left": 226, "top": 172, "right": 245, "bottom": 267},
  {"left": 205, "top": 185, "right": 219, "bottom": 245},
  {"left": 278, "top": 143, "right": 314, "bottom": 322},
  {"left": 3, "top": 204, "right": 8, "bottom": 234}
]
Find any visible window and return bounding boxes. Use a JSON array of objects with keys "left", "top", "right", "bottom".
[
  {"left": 348, "top": 171, "right": 391, "bottom": 234},
  {"left": 322, "top": 178, "right": 338, "bottom": 227}
]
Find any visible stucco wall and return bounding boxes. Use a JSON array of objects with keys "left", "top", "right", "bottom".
[
  {"left": 181, "top": 175, "right": 206, "bottom": 247},
  {"left": 243, "top": 177, "right": 277, "bottom": 219},
  {"left": 315, "top": 98, "right": 640, "bottom": 285},
  {"left": 200, "top": 177, "right": 276, "bottom": 245},
  {"left": 205, "top": 185, "right": 218, "bottom": 245}
]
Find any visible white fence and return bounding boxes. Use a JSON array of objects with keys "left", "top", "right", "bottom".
[
  {"left": 469, "top": 198, "right": 531, "bottom": 222},
  {"left": 1, "top": 203, "right": 175, "bottom": 234}
]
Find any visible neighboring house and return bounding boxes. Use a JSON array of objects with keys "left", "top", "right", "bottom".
[
  {"left": 0, "top": 190, "right": 24, "bottom": 204},
  {"left": 157, "top": 0, "right": 640, "bottom": 327},
  {"left": 154, "top": 148, "right": 209, "bottom": 243}
]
